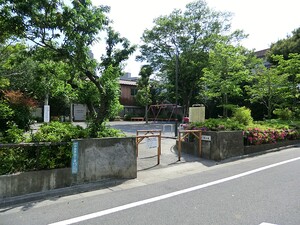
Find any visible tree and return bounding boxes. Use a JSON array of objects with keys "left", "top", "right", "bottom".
[
  {"left": 202, "top": 43, "right": 258, "bottom": 117},
  {"left": 267, "top": 27, "right": 300, "bottom": 64},
  {"left": 0, "top": 1, "right": 135, "bottom": 136},
  {"left": 136, "top": 65, "right": 153, "bottom": 124},
  {"left": 0, "top": 78, "right": 13, "bottom": 132},
  {"left": 0, "top": 43, "right": 76, "bottom": 120},
  {"left": 137, "top": 0, "right": 246, "bottom": 115},
  {"left": 245, "top": 67, "right": 286, "bottom": 119},
  {"left": 272, "top": 53, "right": 300, "bottom": 116}
]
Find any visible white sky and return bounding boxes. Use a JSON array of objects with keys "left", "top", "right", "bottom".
[{"left": 91, "top": 0, "right": 300, "bottom": 77}]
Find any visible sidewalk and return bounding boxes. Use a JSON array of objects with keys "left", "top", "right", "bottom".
[{"left": 133, "top": 137, "right": 217, "bottom": 186}]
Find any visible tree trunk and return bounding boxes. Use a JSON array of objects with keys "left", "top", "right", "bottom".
[
  {"left": 145, "top": 105, "right": 148, "bottom": 124},
  {"left": 223, "top": 93, "right": 228, "bottom": 117},
  {"left": 267, "top": 97, "right": 272, "bottom": 119}
]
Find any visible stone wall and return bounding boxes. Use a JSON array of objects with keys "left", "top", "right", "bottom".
[
  {"left": 244, "top": 140, "right": 300, "bottom": 154},
  {"left": 73, "top": 137, "right": 137, "bottom": 183},
  {"left": 178, "top": 131, "right": 300, "bottom": 161},
  {"left": 0, "top": 137, "right": 136, "bottom": 200},
  {"left": 178, "top": 131, "right": 244, "bottom": 161},
  {"left": 0, "top": 168, "right": 71, "bottom": 199}
]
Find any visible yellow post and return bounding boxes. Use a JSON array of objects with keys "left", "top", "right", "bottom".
[
  {"left": 157, "top": 132, "right": 161, "bottom": 165},
  {"left": 178, "top": 131, "right": 181, "bottom": 161},
  {"left": 136, "top": 131, "right": 139, "bottom": 157},
  {"left": 198, "top": 130, "right": 202, "bottom": 157}
]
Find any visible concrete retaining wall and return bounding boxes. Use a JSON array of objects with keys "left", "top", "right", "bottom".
[
  {"left": 0, "top": 137, "right": 136, "bottom": 200},
  {"left": 73, "top": 137, "right": 137, "bottom": 183},
  {"left": 179, "top": 131, "right": 300, "bottom": 161},
  {"left": 0, "top": 168, "right": 71, "bottom": 199},
  {"left": 179, "top": 131, "right": 244, "bottom": 161},
  {"left": 244, "top": 140, "right": 300, "bottom": 154}
]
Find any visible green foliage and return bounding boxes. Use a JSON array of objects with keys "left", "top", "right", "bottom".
[
  {"left": 29, "top": 122, "right": 87, "bottom": 169},
  {"left": 245, "top": 67, "right": 286, "bottom": 119},
  {"left": 0, "top": 146, "right": 37, "bottom": 175},
  {"left": 0, "top": 100, "right": 14, "bottom": 132},
  {"left": 186, "top": 117, "right": 300, "bottom": 146},
  {"left": 189, "top": 118, "right": 246, "bottom": 131},
  {"left": 1, "top": 122, "right": 25, "bottom": 144},
  {"left": 273, "top": 108, "right": 294, "bottom": 120},
  {"left": 136, "top": 65, "right": 153, "bottom": 107},
  {"left": 124, "top": 114, "right": 133, "bottom": 121},
  {"left": 138, "top": 0, "right": 245, "bottom": 113},
  {"left": 202, "top": 43, "right": 259, "bottom": 117},
  {"left": 0, "top": 121, "right": 127, "bottom": 174},
  {"left": 0, "top": 122, "right": 86, "bottom": 174},
  {"left": 232, "top": 107, "right": 253, "bottom": 126},
  {"left": 31, "top": 122, "right": 87, "bottom": 142},
  {"left": 0, "top": 1, "right": 135, "bottom": 137},
  {"left": 99, "top": 66, "right": 123, "bottom": 119},
  {"left": 272, "top": 53, "right": 300, "bottom": 113},
  {"left": 96, "top": 126, "right": 125, "bottom": 138},
  {"left": 136, "top": 87, "right": 152, "bottom": 106},
  {"left": 267, "top": 27, "right": 300, "bottom": 63},
  {"left": 0, "top": 77, "right": 9, "bottom": 88}
]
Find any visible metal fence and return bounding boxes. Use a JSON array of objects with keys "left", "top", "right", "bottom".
[{"left": 0, "top": 142, "right": 70, "bottom": 175}]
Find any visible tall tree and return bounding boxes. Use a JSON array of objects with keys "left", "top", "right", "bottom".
[
  {"left": 245, "top": 67, "right": 286, "bottom": 119},
  {"left": 0, "top": 43, "right": 76, "bottom": 118},
  {"left": 136, "top": 65, "right": 153, "bottom": 124},
  {"left": 0, "top": 1, "right": 135, "bottom": 136},
  {"left": 202, "top": 43, "right": 258, "bottom": 117},
  {"left": 137, "top": 0, "right": 246, "bottom": 115},
  {"left": 267, "top": 27, "right": 300, "bottom": 64},
  {"left": 272, "top": 53, "right": 300, "bottom": 115}
]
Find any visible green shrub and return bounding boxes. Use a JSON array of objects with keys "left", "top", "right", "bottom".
[
  {"left": 31, "top": 121, "right": 87, "bottom": 142},
  {"left": 273, "top": 108, "right": 293, "bottom": 120},
  {"left": 189, "top": 118, "right": 245, "bottom": 131},
  {"left": 27, "top": 122, "right": 86, "bottom": 171},
  {"left": 0, "top": 146, "right": 37, "bottom": 174},
  {"left": 0, "top": 100, "right": 14, "bottom": 132},
  {"left": 124, "top": 114, "right": 133, "bottom": 121},
  {"left": 232, "top": 106, "right": 253, "bottom": 126},
  {"left": 1, "top": 122, "right": 25, "bottom": 143},
  {"left": 86, "top": 123, "right": 125, "bottom": 138}
]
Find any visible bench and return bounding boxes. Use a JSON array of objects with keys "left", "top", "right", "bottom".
[{"left": 131, "top": 117, "right": 144, "bottom": 121}]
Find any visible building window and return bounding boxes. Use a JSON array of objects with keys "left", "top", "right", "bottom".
[{"left": 131, "top": 88, "right": 137, "bottom": 96}]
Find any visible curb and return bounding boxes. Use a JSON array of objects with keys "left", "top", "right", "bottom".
[
  {"left": 220, "top": 144, "right": 300, "bottom": 164},
  {"left": 0, "top": 178, "right": 128, "bottom": 208}
]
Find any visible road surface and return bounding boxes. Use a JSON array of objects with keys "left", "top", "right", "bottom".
[{"left": 1, "top": 146, "right": 299, "bottom": 225}]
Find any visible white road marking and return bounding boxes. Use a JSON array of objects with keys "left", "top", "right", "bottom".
[
  {"left": 49, "top": 156, "right": 300, "bottom": 225},
  {"left": 260, "top": 223, "right": 278, "bottom": 225}
]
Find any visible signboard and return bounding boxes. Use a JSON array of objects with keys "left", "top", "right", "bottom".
[
  {"left": 72, "top": 142, "right": 79, "bottom": 174},
  {"left": 147, "top": 137, "right": 158, "bottom": 149},
  {"left": 43, "top": 105, "right": 50, "bottom": 123},
  {"left": 202, "top": 135, "right": 211, "bottom": 141},
  {"left": 73, "top": 104, "right": 87, "bottom": 121}
]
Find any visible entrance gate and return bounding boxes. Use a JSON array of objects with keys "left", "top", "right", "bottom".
[
  {"left": 177, "top": 130, "right": 202, "bottom": 161},
  {"left": 136, "top": 130, "right": 162, "bottom": 165}
]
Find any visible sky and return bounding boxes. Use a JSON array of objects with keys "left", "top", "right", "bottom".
[{"left": 91, "top": 0, "right": 300, "bottom": 77}]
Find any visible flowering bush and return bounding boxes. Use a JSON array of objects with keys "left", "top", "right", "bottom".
[
  {"left": 244, "top": 128, "right": 300, "bottom": 145},
  {"left": 183, "top": 118, "right": 300, "bottom": 145}
]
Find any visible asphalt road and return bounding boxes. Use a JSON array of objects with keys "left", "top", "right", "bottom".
[{"left": 1, "top": 146, "right": 300, "bottom": 225}]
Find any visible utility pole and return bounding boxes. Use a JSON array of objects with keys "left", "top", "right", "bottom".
[{"left": 174, "top": 52, "right": 179, "bottom": 137}]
